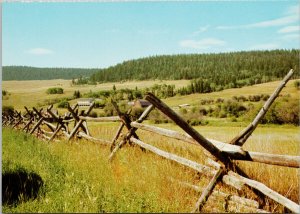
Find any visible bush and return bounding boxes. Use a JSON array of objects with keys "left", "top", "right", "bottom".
[
  {"left": 199, "top": 107, "right": 207, "bottom": 116},
  {"left": 148, "top": 109, "right": 171, "bottom": 124},
  {"left": 249, "top": 98, "right": 299, "bottom": 125},
  {"left": 261, "top": 94, "right": 270, "bottom": 101},
  {"left": 73, "top": 90, "right": 81, "bottom": 98},
  {"left": 57, "top": 100, "right": 69, "bottom": 108},
  {"left": 2, "top": 105, "right": 14, "bottom": 115},
  {"left": 2, "top": 90, "right": 7, "bottom": 96},
  {"left": 103, "top": 103, "right": 116, "bottom": 116},
  {"left": 294, "top": 80, "right": 300, "bottom": 90},
  {"left": 237, "top": 96, "right": 248, "bottom": 102},
  {"left": 131, "top": 107, "right": 144, "bottom": 120},
  {"left": 94, "top": 100, "right": 106, "bottom": 108},
  {"left": 46, "top": 87, "right": 64, "bottom": 94},
  {"left": 179, "top": 108, "right": 188, "bottom": 115},
  {"left": 88, "top": 111, "right": 97, "bottom": 118},
  {"left": 248, "top": 95, "right": 261, "bottom": 102}
]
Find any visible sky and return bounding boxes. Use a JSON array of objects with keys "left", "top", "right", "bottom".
[{"left": 3, "top": 1, "right": 299, "bottom": 68}]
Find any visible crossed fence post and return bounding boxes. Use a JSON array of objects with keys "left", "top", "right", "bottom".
[{"left": 108, "top": 100, "right": 154, "bottom": 161}]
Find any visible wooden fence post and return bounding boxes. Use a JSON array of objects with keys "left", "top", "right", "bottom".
[
  {"left": 192, "top": 167, "right": 224, "bottom": 213},
  {"left": 68, "top": 102, "right": 95, "bottom": 141},
  {"left": 108, "top": 104, "right": 154, "bottom": 161},
  {"left": 230, "top": 69, "right": 294, "bottom": 146},
  {"left": 145, "top": 93, "right": 231, "bottom": 165}
]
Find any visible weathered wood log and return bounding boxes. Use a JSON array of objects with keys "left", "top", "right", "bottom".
[
  {"left": 22, "top": 118, "right": 34, "bottom": 133},
  {"left": 228, "top": 171, "right": 300, "bottom": 213},
  {"left": 78, "top": 116, "right": 121, "bottom": 122},
  {"left": 108, "top": 104, "right": 154, "bottom": 160},
  {"left": 82, "top": 121, "right": 90, "bottom": 136},
  {"left": 68, "top": 102, "right": 94, "bottom": 140},
  {"left": 137, "top": 105, "right": 155, "bottom": 123},
  {"left": 205, "top": 158, "right": 221, "bottom": 170},
  {"left": 29, "top": 117, "right": 44, "bottom": 134},
  {"left": 108, "top": 139, "right": 127, "bottom": 161},
  {"left": 130, "top": 122, "right": 245, "bottom": 154},
  {"left": 146, "top": 93, "right": 233, "bottom": 165},
  {"left": 12, "top": 118, "right": 23, "bottom": 128},
  {"left": 234, "top": 152, "right": 300, "bottom": 168},
  {"left": 230, "top": 69, "right": 294, "bottom": 146},
  {"left": 129, "top": 137, "right": 214, "bottom": 175},
  {"left": 130, "top": 122, "right": 300, "bottom": 168},
  {"left": 77, "top": 131, "right": 111, "bottom": 145},
  {"left": 43, "top": 121, "right": 56, "bottom": 131},
  {"left": 40, "top": 128, "right": 54, "bottom": 135},
  {"left": 48, "top": 125, "right": 63, "bottom": 143},
  {"left": 227, "top": 200, "right": 269, "bottom": 213},
  {"left": 193, "top": 167, "right": 224, "bottom": 212},
  {"left": 222, "top": 174, "right": 245, "bottom": 191},
  {"left": 110, "top": 123, "right": 125, "bottom": 152},
  {"left": 168, "top": 177, "right": 260, "bottom": 209}
]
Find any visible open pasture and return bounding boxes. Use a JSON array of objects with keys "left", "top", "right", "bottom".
[
  {"left": 3, "top": 78, "right": 299, "bottom": 111},
  {"left": 2, "top": 79, "right": 189, "bottom": 110}
]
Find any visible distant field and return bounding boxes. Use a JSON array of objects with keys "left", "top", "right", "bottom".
[
  {"left": 164, "top": 79, "right": 300, "bottom": 107},
  {"left": 2, "top": 78, "right": 299, "bottom": 111},
  {"left": 2, "top": 79, "right": 190, "bottom": 110}
]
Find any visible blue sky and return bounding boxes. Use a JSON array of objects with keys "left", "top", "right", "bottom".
[{"left": 3, "top": 1, "right": 299, "bottom": 68}]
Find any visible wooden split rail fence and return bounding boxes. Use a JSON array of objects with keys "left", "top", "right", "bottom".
[{"left": 2, "top": 69, "right": 299, "bottom": 213}]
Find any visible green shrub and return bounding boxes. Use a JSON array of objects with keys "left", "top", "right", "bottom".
[
  {"left": 88, "top": 111, "right": 97, "bottom": 118},
  {"left": 46, "top": 87, "right": 64, "bottom": 94},
  {"left": 2, "top": 90, "right": 8, "bottom": 96},
  {"left": 179, "top": 108, "right": 187, "bottom": 115},
  {"left": 103, "top": 103, "right": 117, "bottom": 116},
  {"left": 2, "top": 105, "right": 14, "bottom": 115},
  {"left": 57, "top": 100, "right": 69, "bottom": 108},
  {"left": 73, "top": 90, "right": 81, "bottom": 98},
  {"left": 294, "top": 80, "right": 300, "bottom": 90},
  {"left": 131, "top": 107, "right": 144, "bottom": 120},
  {"left": 94, "top": 100, "right": 106, "bottom": 108}
]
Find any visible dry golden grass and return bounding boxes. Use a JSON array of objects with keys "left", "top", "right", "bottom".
[{"left": 84, "top": 121, "right": 299, "bottom": 212}]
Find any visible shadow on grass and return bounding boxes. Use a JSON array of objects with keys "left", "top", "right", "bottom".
[{"left": 2, "top": 169, "right": 44, "bottom": 206}]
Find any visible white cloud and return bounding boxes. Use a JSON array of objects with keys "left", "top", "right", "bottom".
[
  {"left": 179, "top": 38, "right": 226, "bottom": 50},
  {"left": 286, "top": 4, "right": 299, "bottom": 16},
  {"left": 249, "top": 43, "right": 280, "bottom": 50},
  {"left": 217, "top": 4, "right": 299, "bottom": 30},
  {"left": 217, "top": 15, "right": 298, "bottom": 30},
  {"left": 278, "top": 25, "right": 299, "bottom": 34},
  {"left": 281, "top": 33, "right": 299, "bottom": 41},
  {"left": 26, "top": 48, "right": 54, "bottom": 55},
  {"left": 191, "top": 25, "right": 210, "bottom": 36}
]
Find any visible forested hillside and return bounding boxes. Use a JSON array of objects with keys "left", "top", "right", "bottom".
[
  {"left": 90, "top": 50, "right": 299, "bottom": 83},
  {"left": 2, "top": 66, "right": 98, "bottom": 81}
]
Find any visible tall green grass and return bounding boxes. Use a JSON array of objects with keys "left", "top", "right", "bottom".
[{"left": 2, "top": 128, "right": 200, "bottom": 213}]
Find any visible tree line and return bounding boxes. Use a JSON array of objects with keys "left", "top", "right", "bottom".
[
  {"left": 3, "top": 50, "right": 299, "bottom": 82},
  {"left": 3, "top": 66, "right": 98, "bottom": 81},
  {"left": 90, "top": 49, "right": 299, "bottom": 83}
]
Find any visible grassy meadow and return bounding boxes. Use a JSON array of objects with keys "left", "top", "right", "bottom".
[
  {"left": 2, "top": 78, "right": 299, "bottom": 111},
  {"left": 2, "top": 78, "right": 300, "bottom": 212},
  {"left": 2, "top": 79, "right": 190, "bottom": 110},
  {"left": 2, "top": 121, "right": 299, "bottom": 212}
]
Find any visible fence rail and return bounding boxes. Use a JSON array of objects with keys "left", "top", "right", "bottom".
[{"left": 2, "top": 69, "right": 299, "bottom": 213}]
